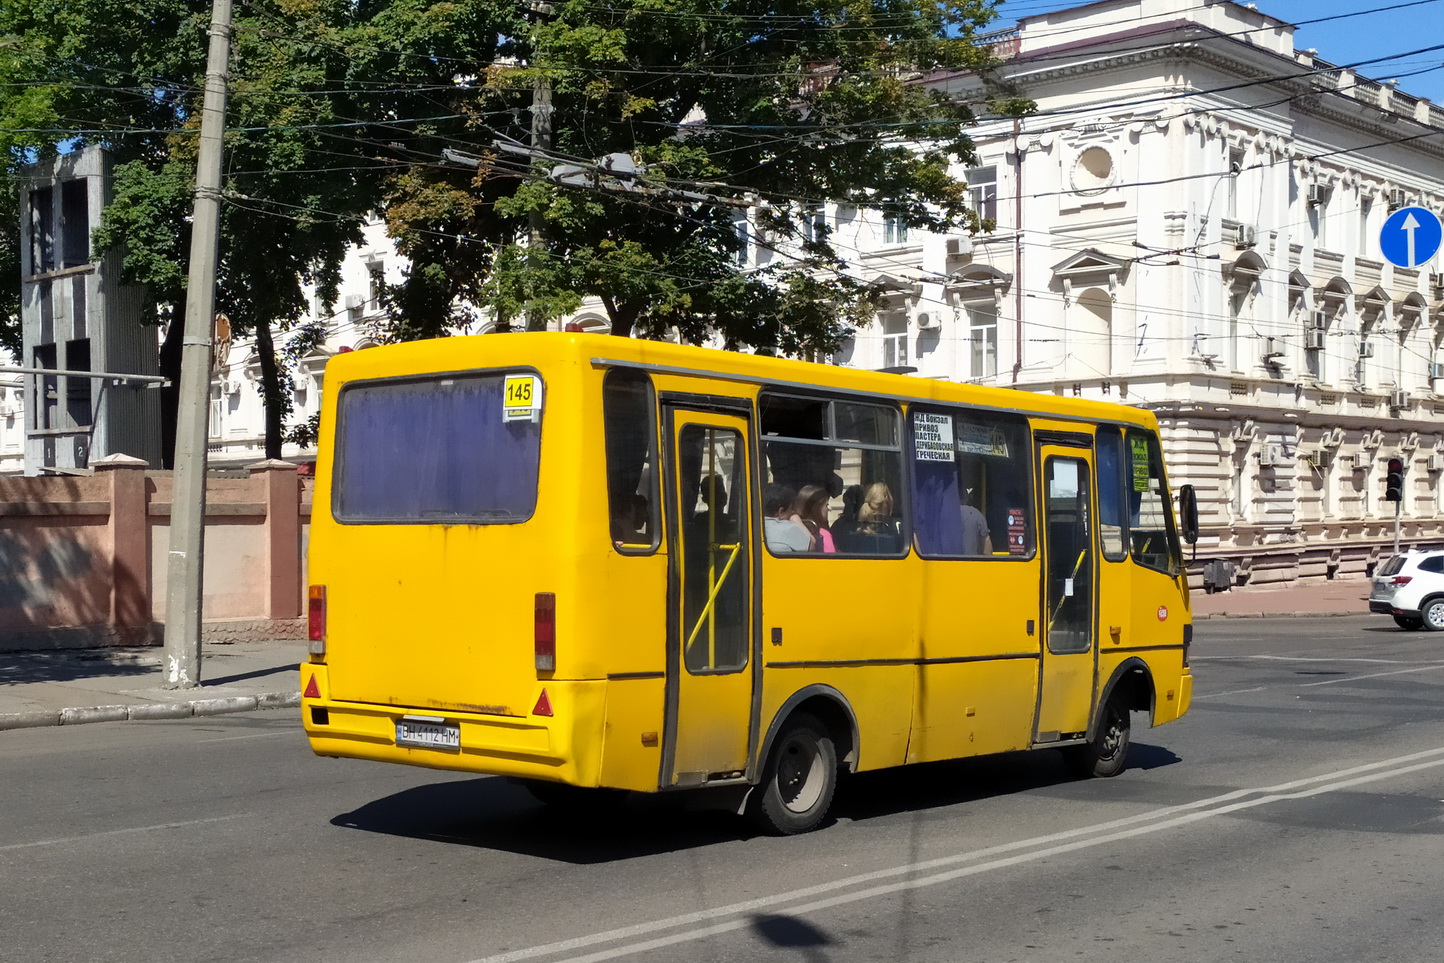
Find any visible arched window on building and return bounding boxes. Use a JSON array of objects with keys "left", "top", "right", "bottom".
[
  {"left": 1357, "top": 286, "right": 1389, "bottom": 389},
  {"left": 1318, "top": 276, "right": 1352, "bottom": 386},
  {"left": 1223, "top": 251, "right": 1265, "bottom": 373},
  {"left": 1291, "top": 271, "right": 1319, "bottom": 379},
  {"left": 1073, "top": 288, "right": 1113, "bottom": 378},
  {"left": 951, "top": 265, "right": 1012, "bottom": 383},
  {"left": 1397, "top": 294, "right": 1428, "bottom": 389}
]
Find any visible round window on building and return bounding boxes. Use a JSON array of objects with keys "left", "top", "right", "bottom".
[{"left": 1072, "top": 146, "right": 1115, "bottom": 193}]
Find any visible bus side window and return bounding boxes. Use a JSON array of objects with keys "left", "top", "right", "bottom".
[
  {"left": 1126, "top": 429, "right": 1181, "bottom": 575},
  {"left": 759, "top": 392, "right": 905, "bottom": 556},
  {"left": 603, "top": 369, "right": 660, "bottom": 552},
  {"left": 1096, "top": 425, "right": 1128, "bottom": 561},
  {"left": 910, "top": 406, "right": 1033, "bottom": 559}
]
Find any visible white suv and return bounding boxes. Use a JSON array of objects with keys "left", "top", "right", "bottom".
[{"left": 1370, "top": 550, "right": 1444, "bottom": 630}]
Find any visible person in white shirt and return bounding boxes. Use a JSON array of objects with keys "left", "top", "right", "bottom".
[{"left": 763, "top": 483, "right": 813, "bottom": 553}]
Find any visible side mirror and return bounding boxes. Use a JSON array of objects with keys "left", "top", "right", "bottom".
[{"left": 1179, "top": 484, "right": 1199, "bottom": 545}]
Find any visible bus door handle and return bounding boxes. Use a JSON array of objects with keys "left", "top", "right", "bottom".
[{"left": 771, "top": 627, "right": 783, "bottom": 646}]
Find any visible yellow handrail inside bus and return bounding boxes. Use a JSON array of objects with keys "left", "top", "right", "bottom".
[
  {"left": 685, "top": 541, "right": 742, "bottom": 661},
  {"left": 1047, "top": 549, "right": 1089, "bottom": 633}
]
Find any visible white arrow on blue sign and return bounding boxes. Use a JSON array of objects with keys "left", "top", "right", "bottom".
[{"left": 1379, "top": 205, "right": 1443, "bottom": 269}]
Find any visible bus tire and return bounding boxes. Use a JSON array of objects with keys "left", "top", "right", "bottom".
[
  {"left": 1063, "top": 696, "right": 1130, "bottom": 779},
  {"left": 750, "top": 713, "right": 838, "bottom": 836}
]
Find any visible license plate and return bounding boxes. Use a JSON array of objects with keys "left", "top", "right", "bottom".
[{"left": 395, "top": 717, "right": 460, "bottom": 751}]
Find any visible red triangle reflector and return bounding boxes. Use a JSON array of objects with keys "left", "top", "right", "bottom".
[
  {"left": 303, "top": 674, "right": 320, "bottom": 699},
  {"left": 532, "top": 689, "right": 553, "bottom": 717}
]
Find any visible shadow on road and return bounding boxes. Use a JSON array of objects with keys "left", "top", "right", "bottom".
[
  {"left": 331, "top": 739, "right": 1182, "bottom": 863},
  {"left": 0, "top": 648, "right": 157, "bottom": 686}
]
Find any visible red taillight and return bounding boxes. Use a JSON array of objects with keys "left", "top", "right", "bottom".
[
  {"left": 308, "top": 585, "right": 327, "bottom": 660},
  {"left": 1392, "top": 576, "right": 1414, "bottom": 586},
  {"left": 535, "top": 592, "right": 556, "bottom": 673}
]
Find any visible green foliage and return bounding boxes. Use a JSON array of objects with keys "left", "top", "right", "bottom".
[{"left": 378, "top": 0, "right": 1022, "bottom": 352}]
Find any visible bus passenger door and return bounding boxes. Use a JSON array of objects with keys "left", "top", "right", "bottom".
[
  {"left": 1035, "top": 447, "right": 1097, "bottom": 741},
  {"left": 663, "top": 410, "right": 755, "bottom": 788}
]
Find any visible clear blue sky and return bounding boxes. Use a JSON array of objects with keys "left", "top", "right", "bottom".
[{"left": 991, "top": 0, "right": 1444, "bottom": 105}]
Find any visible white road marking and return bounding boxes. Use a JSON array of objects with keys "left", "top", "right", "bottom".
[
  {"left": 0, "top": 815, "right": 247, "bottom": 853},
  {"left": 1192, "top": 685, "right": 1267, "bottom": 700},
  {"left": 1301, "top": 663, "right": 1444, "bottom": 686},
  {"left": 1193, "top": 655, "right": 1428, "bottom": 665},
  {"left": 464, "top": 746, "right": 1444, "bottom": 963}
]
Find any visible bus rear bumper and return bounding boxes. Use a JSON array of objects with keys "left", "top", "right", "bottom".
[{"left": 299, "top": 664, "right": 601, "bottom": 784}]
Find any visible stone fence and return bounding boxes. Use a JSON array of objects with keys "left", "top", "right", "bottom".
[{"left": 0, "top": 454, "right": 312, "bottom": 651}]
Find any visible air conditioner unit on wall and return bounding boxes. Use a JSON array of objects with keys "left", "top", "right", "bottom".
[
  {"left": 1306, "top": 184, "right": 1328, "bottom": 206},
  {"left": 1424, "top": 452, "right": 1444, "bottom": 472},
  {"left": 916, "top": 311, "right": 940, "bottom": 330},
  {"left": 1358, "top": 341, "right": 1375, "bottom": 358},
  {"left": 1310, "top": 309, "right": 1328, "bottom": 330},
  {"left": 945, "top": 238, "right": 967, "bottom": 257},
  {"left": 1305, "top": 329, "right": 1326, "bottom": 351},
  {"left": 1431, "top": 362, "right": 1444, "bottom": 379},
  {"left": 1258, "top": 443, "right": 1283, "bottom": 467},
  {"left": 1391, "top": 389, "right": 1410, "bottom": 410},
  {"left": 1389, "top": 188, "right": 1409, "bottom": 210},
  {"left": 1235, "top": 223, "right": 1257, "bottom": 249}
]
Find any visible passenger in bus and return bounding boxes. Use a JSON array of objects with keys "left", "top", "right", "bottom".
[
  {"left": 792, "top": 484, "right": 836, "bottom": 553},
  {"left": 611, "top": 493, "right": 649, "bottom": 547},
  {"left": 763, "top": 483, "right": 813, "bottom": 553},
  {"left": 959, "top": 487, "right": 993, "bottom": 556},
  {"left": 830, "top": 484, "right": 865, "bottom": 545},
  {"left": 838, "top": 482, "right": 900, "bottom": 553},
  {"left": 691, "top": 474, "right": 731, "bottom": 539}
]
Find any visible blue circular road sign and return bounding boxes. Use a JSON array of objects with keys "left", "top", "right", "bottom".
[{"left": 1379, "top": 206, "right": 1443, "bottom": 269}]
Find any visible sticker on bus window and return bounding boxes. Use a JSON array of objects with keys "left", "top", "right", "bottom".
[
  {"left": 1131, "top": 436, "right": 1151, "bottom": 492},
  {"left": 956, "top": 423, "right": 1009, "bottom": 457},
  {"left": 914, "top": 412, "right": 954, "bottom": 462},
  {"left": 503, "top": 375, "right": 543, "bottom": 423}
]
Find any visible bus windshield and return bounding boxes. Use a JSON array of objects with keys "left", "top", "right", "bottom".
[{"left": 333, "top": 372, "right": 542, "bottom": 523}]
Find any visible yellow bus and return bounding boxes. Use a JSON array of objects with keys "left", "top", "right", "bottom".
[{"left": 302, "top": 333, "right": 1198, "bottom": 834}]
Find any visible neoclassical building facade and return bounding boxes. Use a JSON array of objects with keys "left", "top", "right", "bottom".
[{"left": 811, "top": 0, "right": 1444, "bottom": 586}]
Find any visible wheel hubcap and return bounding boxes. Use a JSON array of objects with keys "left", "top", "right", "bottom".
[
  {"left": 777, "top": 735, "right": 824, "bottom": 813},
  {"left": 1429, "top": 605, "right": 1444, "bottom": 629}
]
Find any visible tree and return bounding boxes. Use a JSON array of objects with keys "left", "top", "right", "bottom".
[
  {"left": 380, "top": 0, "right": 1019, "bottom": 354},
  {"left": 0, "top": 0, "right": 382, "bottom": 461}
]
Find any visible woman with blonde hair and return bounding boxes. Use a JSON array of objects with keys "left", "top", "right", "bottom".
[
  {"left": 841, "top": 481, "right": 900, "bottom": 553},
  {"left": 791, "top": 484, "right": 835, "bottom": 553}
]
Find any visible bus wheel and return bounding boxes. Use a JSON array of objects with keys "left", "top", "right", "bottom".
[
  {"left": 751, "top": 713, "right": 838, "bottom": 835},
  {"left": 1064, "top": 697, "right": 1131, "bottom": 779}
]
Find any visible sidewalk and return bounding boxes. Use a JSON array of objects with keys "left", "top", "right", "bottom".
[
  {"left": 0, "top": 641, "right": 303, "bottom": 731},
  {"left": 1189, "top": 576, "right": 1370, "bottom": 620},
  {"left": 0, "top": 579, "right": 1374, "bottom": 733}
]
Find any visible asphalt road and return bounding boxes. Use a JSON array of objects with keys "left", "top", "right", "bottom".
[{"left": 4, "top": 614, "right": 1444, "bottom": 963}]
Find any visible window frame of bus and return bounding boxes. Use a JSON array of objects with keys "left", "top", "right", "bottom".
[
  {"left": 907, "top": 404, "right": 1036, "bottom": 560},
  {"left": 603, "top": 368, "right": 661, "bottom": 554},
  {"left": 758, "top": 389, "right": 907, "bottom": 558},
  {"left": 1125, "top": 428, "right": 1183, "bottom": 577},
  {"left": 331, "top": 369, "right": 543, "bottom": 525}
]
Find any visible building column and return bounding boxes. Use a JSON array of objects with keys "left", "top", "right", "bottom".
[
  {"left": 93, "top": 452, "right": 150, "bottom": 630},
  {"left": 248, "top": 459, "right": 301, "bottom": 620}
]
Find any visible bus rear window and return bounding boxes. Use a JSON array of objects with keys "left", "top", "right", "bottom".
[{"left": 333, "top": 373, "right": 542, "bottom": 523}]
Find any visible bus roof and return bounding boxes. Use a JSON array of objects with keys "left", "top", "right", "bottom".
[{"left": 323, "top": 332, "right": 1159, "bottom": 430}]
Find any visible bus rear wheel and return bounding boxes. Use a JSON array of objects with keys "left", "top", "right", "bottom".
[
  {"left": 751, "top": 713, "right": 838, "bottom": 836},
  {"left": 1063, "top": 696, "right": 1131, "bottom": 779}
]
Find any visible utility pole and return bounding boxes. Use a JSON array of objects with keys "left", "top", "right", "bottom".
[
  {"left": 163, "top": 0, "right": 232, "bottom": 687},
  {"left": 525, "top": 1, "right": 553, "bottom": 333}
]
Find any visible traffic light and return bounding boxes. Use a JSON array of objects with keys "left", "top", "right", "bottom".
[{"left": 1385, "top": 457, "right": 1405, "bottom": 502}]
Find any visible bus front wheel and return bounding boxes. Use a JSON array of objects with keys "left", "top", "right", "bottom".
[
  {"left": 1064, "top": 696, "right": 1131, "bottom": 779},
  {"left": 751, "top": 713, "right": 838, "bottom": 835}
]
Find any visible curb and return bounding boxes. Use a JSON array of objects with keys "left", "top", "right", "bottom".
[
  {"left": 1193, "top": 611, "right": 1363, "bottom": 620},
  {"left": 0, "top": 691, "right": 300, "bottom": 732}
]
